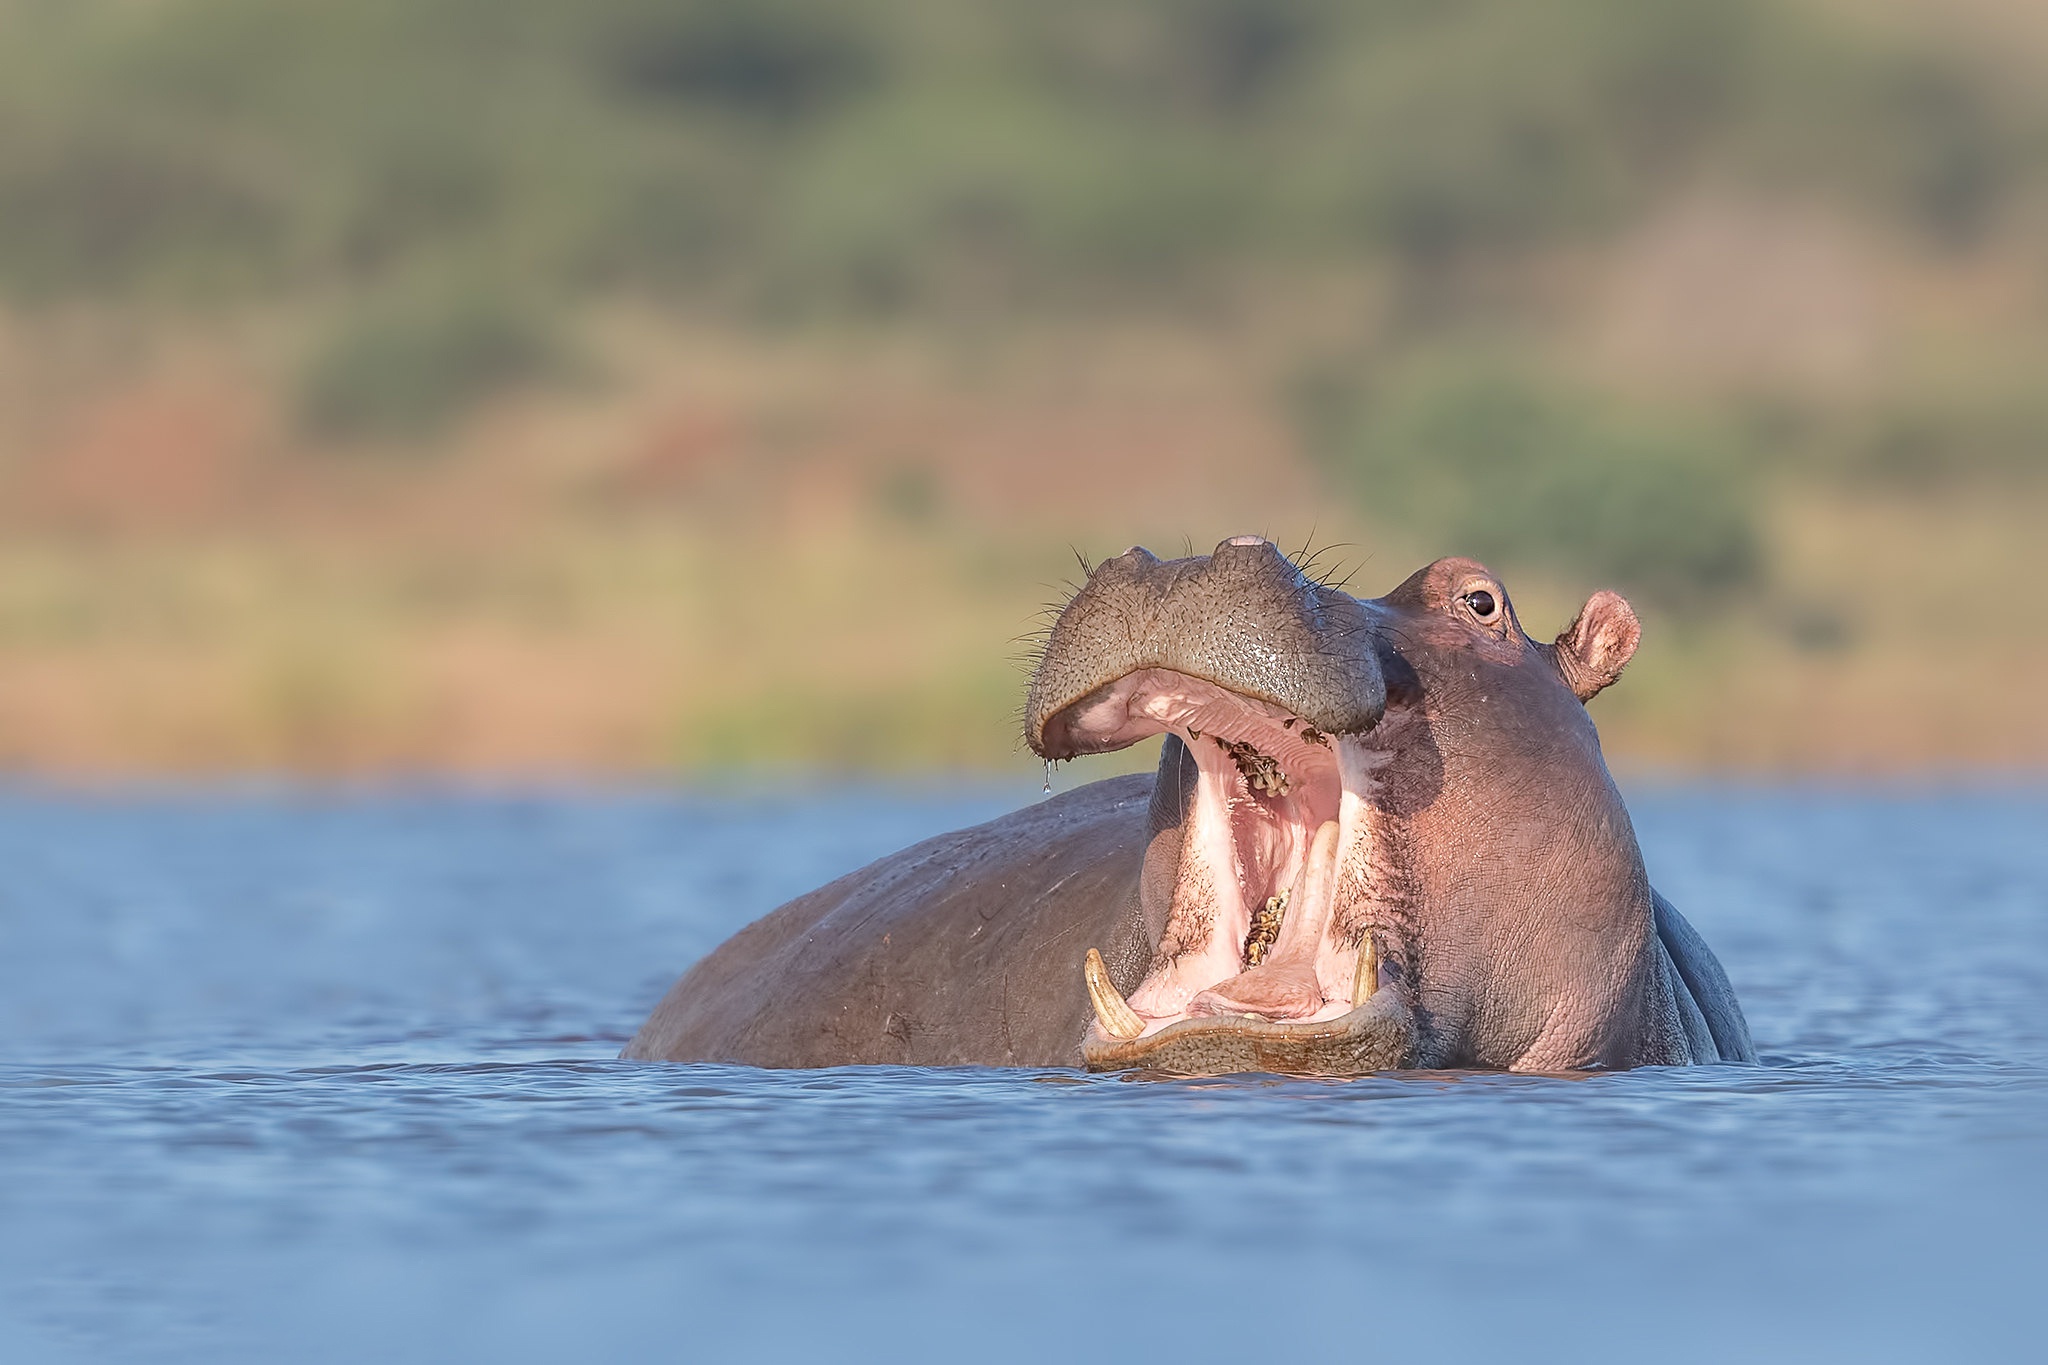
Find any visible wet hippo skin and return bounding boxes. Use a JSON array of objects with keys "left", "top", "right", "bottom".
[{"left": 625, "top": 539, "right": 1755, "bottom": 1075}]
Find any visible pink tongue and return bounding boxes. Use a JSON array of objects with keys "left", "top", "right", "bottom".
[{"left": 1187, "top": 962, "right": 1323, "bottom": 1020}]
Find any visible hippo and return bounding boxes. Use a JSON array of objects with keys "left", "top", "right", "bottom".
[{"left": 624, "top": 537, "right": 1754, "bottom": 1074}]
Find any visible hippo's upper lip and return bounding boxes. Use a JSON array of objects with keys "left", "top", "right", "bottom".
[{"left": 1024, "top": 537, "right": 1384, "bottom": 761}]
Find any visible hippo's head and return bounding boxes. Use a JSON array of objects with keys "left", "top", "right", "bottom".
[{"left": 1026, "top": 537, "right": 1648, "bottom": 1074}]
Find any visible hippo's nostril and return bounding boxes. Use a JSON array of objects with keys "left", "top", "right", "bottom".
[
  {"left": 1211, "top": 535, "right": 1281, "bottom": 566},
  {"left": 1097, "top": 546, "right": 1161, "bottom": 577}
]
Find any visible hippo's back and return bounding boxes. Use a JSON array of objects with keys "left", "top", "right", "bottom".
[{"left": 622, "top": 776, "right": 1152, "bottom": 1068}]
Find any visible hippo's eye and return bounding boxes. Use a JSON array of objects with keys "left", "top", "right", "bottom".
[{"left": 1462, "top": 589, "right": 1499, "bottom": 622}]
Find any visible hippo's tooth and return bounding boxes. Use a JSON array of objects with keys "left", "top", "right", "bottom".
[
  {"left": 1353, "top": 932, "right": 1378, "bottom": 1003},
  {"left": 1084, "top": 948, "right": 1144, "bottom": 1040}
]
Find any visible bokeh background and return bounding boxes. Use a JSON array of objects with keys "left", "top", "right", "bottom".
[{"left": 1, "top": 0, "right": 2043, "bottom": 777}]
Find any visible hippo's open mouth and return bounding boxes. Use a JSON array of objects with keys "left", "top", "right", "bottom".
[{"left": 1045, "top": 668, "right": 1413, "bottom": 1075}]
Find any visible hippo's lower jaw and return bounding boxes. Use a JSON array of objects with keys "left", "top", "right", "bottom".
[
  {"left": 1052, "top": 667, "right": 1412, "bottom": 1074},
  {"left": 1080, "top": 979, "right": 1417, "bottom": 1076}
]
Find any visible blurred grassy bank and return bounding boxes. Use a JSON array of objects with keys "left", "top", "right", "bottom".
[{"left": 1, "top": 0, "right": 2045, "bottom": 775}]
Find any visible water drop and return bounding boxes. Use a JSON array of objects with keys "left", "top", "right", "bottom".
[{"left": 1043, "top": 760, "right": 1054, "bottom": 797}]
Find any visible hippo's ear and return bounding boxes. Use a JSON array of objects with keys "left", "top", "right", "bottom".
[{"left": 1551, "top": 591, "right": 1640, "bottom": 702}]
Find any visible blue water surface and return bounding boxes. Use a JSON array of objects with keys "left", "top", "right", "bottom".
[{"left": 0, "top": 778, "right": 2043, "bottom": 1362}]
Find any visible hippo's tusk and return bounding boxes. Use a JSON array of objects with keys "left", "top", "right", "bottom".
[
  {"left": 1084, "top": 948, "right": 1145, "bottom": 1039},
  {"left": 1353, "top": 932, "right": 1378, "bottom": 1004}
]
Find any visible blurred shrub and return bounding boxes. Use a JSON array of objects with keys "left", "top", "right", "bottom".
[
  {"left": 298, "top": 296, "right": 569, "bottom": 439},
  {"left": 0, "top": 127, "right": 280, "bottom": 298},
  {"left": 772, "top": 92, "right": 1246, "bottom": 309},
  {"left": 1847, "top": 392, "right": 2048, "bottom": 489},
  {"left": 597, "top": 0, "right": 879, "bottom": 119},
  {"left": 1867, "top": 62, "right": 2008, "bottom": 247},
  {"left": 872, "top": 464, "right": 943, "bottom": 525},
  {"left": 1304, "top": 368, "right": 1760, "bottom": 609}
]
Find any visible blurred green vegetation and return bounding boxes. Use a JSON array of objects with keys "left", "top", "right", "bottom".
[
  {"left": 4, "top": 2, "right": 2040, "bottom": 490},
  {"left": 0, "top": 0, "right": 2031, "bottom": 307},
  {"left": 298, "top": 292, "right": 572, "bottom": 438},
  {"left": 1298, "top": 365, "right": 1760, "bottom": 610}
]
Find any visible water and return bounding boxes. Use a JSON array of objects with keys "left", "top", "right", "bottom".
[{"left": 1, "top": 780, "right": 2043, "bottom": 1362}]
